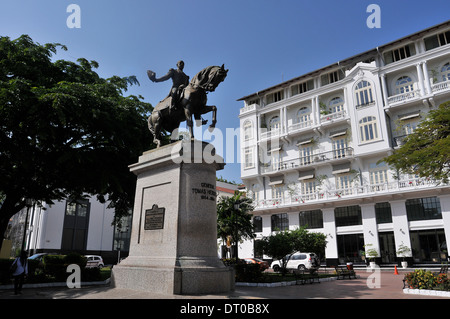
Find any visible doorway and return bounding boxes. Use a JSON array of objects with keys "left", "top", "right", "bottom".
[
  {"left": 410, "top": 229, "right": 447, "bottom": 263},
  {"left": 379, "top": 232, "right": 396, "bottom": 263}
]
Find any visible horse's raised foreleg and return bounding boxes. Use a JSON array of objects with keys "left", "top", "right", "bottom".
[{"left": 201, "top": 105, "right": 217, "bottom": 130}]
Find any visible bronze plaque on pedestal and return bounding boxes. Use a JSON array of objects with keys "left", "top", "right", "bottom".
[{"left": 144, "top": 204, "right": 165, "bottom": 230}]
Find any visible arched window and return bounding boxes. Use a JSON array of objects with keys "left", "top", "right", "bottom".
[
  {"left": 269, "top": 116, "right": 280, "bottom": 131},
  {"left": 359, "top": 116, "right": 379, "bottom": 142},
  {"left": 329, "top": 97, "right": 344, "bottom": 113},
  {"left": 243, "top": 120, "right": 253, "bottom": 140},
  {"left": 296, "top": 106, "right": 311, "bottom": 124},
  {"left": 395, "top": 76, "right": 414, "bottom": 94},
  {"left": 355, "top": 81, "right": 374, "bottom": 108},
  {"left": 441, "top": 62, "right": 450, "bottom": 82}
]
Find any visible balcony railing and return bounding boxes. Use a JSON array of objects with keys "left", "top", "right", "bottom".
[
  {"left": 288, "top": 119, "right": 313, "bottom": 133},
  {"left": 260, "top": 128, "right": 281, "bottom": 141},
  {"left": 261, "top": 148, "right": 353, "bottom": 174},
  {"left": 431, "top": 79, "right": 450, "bottom": 94},
  {"left": 255, "top": 177, "right": 441, "bottom": 209},
  {"left": 387, "top": 89, "right": 421, "bottom": 105},
  {"left": 320, "top": 110, "right": 347, "bottom": 124},
  {"left": 240, "top": 103, "right": 258, "bottom": 115}
]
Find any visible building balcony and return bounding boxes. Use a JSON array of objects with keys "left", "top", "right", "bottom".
[
  {"left": 287, "top": 119, "right": 313, "bottom": 134},
  {"left": 240, "top": 103, "right": 259, "bottom": 115},
  {"left": 259, "top": 128, "right": 281, "bottom": 141},
  {"left": 387, "top": 89, "right": 421, "bottom": 106},
  {"left": 431, "top": 79, "right": 450, "bottom": 95},
  {"left": 261, "top": 147, "right": 354, "bottom": 175},
  {"left": 319, "top": 110, "right": 347, "bottom": 125},
  {"left": 254, "top": 177, "right": 443, "bottom": 210}
]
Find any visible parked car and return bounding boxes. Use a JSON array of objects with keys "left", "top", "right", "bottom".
[
  {"left": 85, "top": 255, "right": 104, "bottom": 268},
  {"left": 28, "top": 253, "right": 49, "bottom": 262},
  {"left": 243, "top": 258, "right": 270, "bottom": 270},
  {"left": 270, "top": 252, "right": 320, "bottom": 272},
  {"left": 28, "top": 253, "right": 50, "bottom": 267}
]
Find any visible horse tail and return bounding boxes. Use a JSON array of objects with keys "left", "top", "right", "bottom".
[{"left": 148, "top": 112, "right": 155, "bottom": 134}]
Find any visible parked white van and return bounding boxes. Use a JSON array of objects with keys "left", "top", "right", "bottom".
[{"left": 270, "top": 252, "right": 319, "bottom": 271}]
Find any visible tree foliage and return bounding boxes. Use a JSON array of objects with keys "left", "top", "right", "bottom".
[
  {"left": 383, "top": 101, "right": 450, "bottom": 183},
  {"left": 216, "top": 191, "right": 255, "bottom": 259},
  {"left": 0, "top": 35, "right": 158, "bottom": 250},
  {"left": 261, "top": 227, "right": 327, "bottom": 274}
]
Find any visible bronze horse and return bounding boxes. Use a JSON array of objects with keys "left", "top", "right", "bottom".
[{"left": 148, "top": 65, "right": 228, "bottom": 147}]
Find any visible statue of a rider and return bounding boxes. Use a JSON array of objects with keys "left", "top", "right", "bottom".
[{"left": 147, "top": 60, "right": 190, "bottom": 114}]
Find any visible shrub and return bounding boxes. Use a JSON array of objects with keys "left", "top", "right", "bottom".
[
  {"left": 81, "top": 267, "right": 102, "bottom": 282},
  {"left": 435, "top": 273, "right": 450, "bottom": 291},
  {"left": 64, "top": 253, "right": 87, "bottom": 268},
  {"left": 404, "top": 269, "right": 438, "bottom": 290},
  {"left": 43, "top": 255, "right": 67, "bottom": 282},
  {"left": 235, "top": 263, "right": 264, "bottom": 283}
]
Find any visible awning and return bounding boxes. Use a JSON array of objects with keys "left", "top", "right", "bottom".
[
  {"left": 398, "top": 113, "right": 420, "bottom": 121},
  {"left": 329, "top": 128, "right": 348, "bottom": 138},
  {"left": 332, "top": 162, "right": 351, "bottom": 174},
  {"left": 298, "top": 169, "right": 315, "bottom": 181},
  {"left": 296, "top": 138, "right": 314, "bottom": 146},
  {"left": 268, "top": 146, "right": 283, "bottom": 153},
  {"left": 269, "top": 175, "right": 284, "bottom": 186}
]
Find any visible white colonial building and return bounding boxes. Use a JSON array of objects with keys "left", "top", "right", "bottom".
[
  {"left": 3, "top": 196, "right": 132, "bottom": 264},
  {"left": 238, "top": 21, "right": 450, "bottom": 266}
]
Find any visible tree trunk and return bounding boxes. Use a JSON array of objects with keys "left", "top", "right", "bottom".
[{"left": 0, "top": 194, "right": 25, "bottom": 253}]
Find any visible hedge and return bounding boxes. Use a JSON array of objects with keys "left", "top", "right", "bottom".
[{"left": 0, "top": 253, "right": 103, "bottom": 285}]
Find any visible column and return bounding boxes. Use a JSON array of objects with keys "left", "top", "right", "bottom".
[
  {"left": 380, "top": 74, "right": 389, "bottom": 107},
  {"left": 416, "top": 63, "right": 426, "bottom": 96},
  {"left": 439, "top": 194, "right": 450, "bottom": 251},
  {"left": 262, "top": 214, "right": 272, "bottom": 237},
  {"left": 322, "top": 207, "right": 338, "bottom": 266},
  {"left": 312, "top": 96, "right": 318, "bottom": 125},
  {"left": 390, "top": 200, "right": 412, "bottom": 256},
  {"left": 422, "top": 61, "right": 432, "bottom": 95},
  {"left": 361, "top": 204, "right": 381, "bottom": 263},
  {"left": 289, "top": 212, "right": 300, "bottom": 230}
]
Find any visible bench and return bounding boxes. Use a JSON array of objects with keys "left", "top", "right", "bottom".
[
  {"left": 335, "top": 265, "right": 356, "bottom": 280},
  {"left": 292, "top": 268, "right": 321, "bottom": 285},
  {"left": 433, "top": 264, "right": 449, "bottom": 276}
]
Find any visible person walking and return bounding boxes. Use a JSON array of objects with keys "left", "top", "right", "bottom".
[{"left": 10, "top": 251, "right": 28, "bottom": 295}]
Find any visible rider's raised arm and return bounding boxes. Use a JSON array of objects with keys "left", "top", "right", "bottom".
[{"left": 147, "top": 68, "right": 174, "bottom": 83}]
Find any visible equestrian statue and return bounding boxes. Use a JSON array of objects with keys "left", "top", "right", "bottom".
[{"left": 147, "top": 61, "right": 228, "bottom": 147}]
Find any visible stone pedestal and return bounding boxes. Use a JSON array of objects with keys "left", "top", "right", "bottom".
[{"left": 111, "top": 140, "right": 234, "bottom": 295}]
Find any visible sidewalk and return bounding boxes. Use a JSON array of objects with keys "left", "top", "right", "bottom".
[{"left": 0, "top": 270, "right": 446, "bottom": 299}]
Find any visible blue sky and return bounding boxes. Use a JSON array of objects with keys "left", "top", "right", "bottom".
[{"left": 1, "top": 0, "right": 449, "bottom": 184}]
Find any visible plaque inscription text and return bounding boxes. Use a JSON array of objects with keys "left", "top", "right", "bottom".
[{"left": 144, "top": 204, "right": 165, "bottom": 230}]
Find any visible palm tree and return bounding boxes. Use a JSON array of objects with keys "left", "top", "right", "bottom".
[{"left": 217, "top": 191, "right": 255, "bottom": 260}]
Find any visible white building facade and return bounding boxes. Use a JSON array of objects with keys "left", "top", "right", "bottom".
[
  {"left": 15, "top": 196, "right": 131, "bottom": 264},
  {"left": 238, "top": 21, "right": 450, "bottom": 266}
]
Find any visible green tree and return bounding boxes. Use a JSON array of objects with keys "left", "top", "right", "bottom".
[
  {"left": 260, "top": 230, "right": 294, "bottom": 275},
  {"left": 290, "top": 226, "right": 327, "bottom": 260},
  {"left": 0, "top": 35, "right": 160, "bottom": 251},
  {"left": 261, "top": 227, "right": 327, "bottom": 274},
  {"left": 383, "top": 101, "right": 450, "bottom": 183},
  {"left": 217, "top": 191, "right": 255, "bottom": 260}
]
